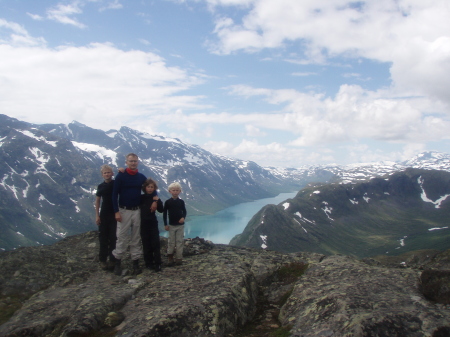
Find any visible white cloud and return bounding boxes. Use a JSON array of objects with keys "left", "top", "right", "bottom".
[
  {"left": 223, "top": 83, "right": 450, "bottom": 147},
  {"left": 27, "top": 13, "right": 44, "bottom": 21},
  {"left": 100, "top": 0, "right": 123, "bottom": 11},
  {"left": 2, "top": 1, "right": 450, "bottom": 168},
  {"left": 46, "top": 2, "right": 87, "bottom": 28},
  {"left": 245, "top": 125, "right": 266, "bottom": 137},
  {"left": 0, "top": 39, "right": 207, "bottom": 131},
  {"left": 203, "top": 138, "right": 339, "bottom": 167},
  {"left": 292, "top": 72, "right": 317, "bottom": 77},
  {"left": 203, "top": 139, "right": 297, "bottom": 167},
  {"left": 0, "top": 19, "right": 46, "bottom": 47},
  {"left": 207, "top": 0, "right": 450, "bottom": 106}
]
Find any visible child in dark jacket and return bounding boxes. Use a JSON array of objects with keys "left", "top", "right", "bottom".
[
  {"left": 95, "top": 164, "right": 117, "bottom": 271},
  {"left": 163, "top": 182, "right": 186, "bottom": 266},
  {"left": 140, "top": 178, "right": 164, "bottom": 272}
]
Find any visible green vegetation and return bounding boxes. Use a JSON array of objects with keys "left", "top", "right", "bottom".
[
  {"left": 270, "top": 325, "right": 292, "bottom": 337},
  {"left": 276, "top": 262, "right": 308, "bottom": 284},
  {"left": 268, "top": 169, "right": 450, "bottom": 258}
]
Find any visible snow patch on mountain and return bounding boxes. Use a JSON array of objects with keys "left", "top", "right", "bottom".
[
  {"left": 72, "top": 142, "right": 118, "bottom": 163},
  {"left": 70, "top": 198, "right": 81, "bottom": 213},
  {"left": 27, "top": 147, "right": 56, "bottom": 183},
  {"left": 321, "top": 201, "right": 334, "bottom": 221},
  {"left": 104, "top": 128, "right": 117, "bottom": 137},
  {"left": 418, "top": 176, "right": 450, "bottom": 209},
  {"left": 22, "top": 180, "right": 30, "bottom": 198},
  {"left": 18, "top": 129, "right": 58, "bottom": 147},
  {"left": 260, "top": 235, "right": 268, "bottom": 249},
  {"left": 39, "top": 194, "right": 55, "bottom": 206},
  {"left": 428, "top": 227, "right": 449, "bottom": 231}
]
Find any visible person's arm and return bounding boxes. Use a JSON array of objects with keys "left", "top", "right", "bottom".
[
  {"left": 163, "top": 201, "right": 169, "bottom": 230},
  {"left": 95, "top": 196, "right": 101, "bottom": 225},
  {"left": 156, "top": 199, "right": 164, "bottom": 213},
  {"left": 112, "top": 174, "right": 122, "bottom": 222},
  {"left": 150, "top": 193, "right": 158, "bottom": 212},
  {"left": 179, "top": 200, "right": 187, "bottom": 224}
]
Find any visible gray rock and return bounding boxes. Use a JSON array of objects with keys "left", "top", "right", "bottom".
[
  {"left": 279, "top": 254, "right": 450, "bottom": 337},
  {"left": 1, "top": 231, "right": 450, "bottom": 336}
]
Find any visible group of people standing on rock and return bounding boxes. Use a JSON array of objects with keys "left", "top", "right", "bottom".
[{"left": 94, "top": 153, "right": 186, "bottom": 276}]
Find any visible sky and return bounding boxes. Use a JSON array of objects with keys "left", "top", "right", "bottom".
[{"left": 1, "top": 0, "right": 449, "bottom": 168}]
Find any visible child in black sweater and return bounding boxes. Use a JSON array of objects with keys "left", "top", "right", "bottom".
[
  {"left": 140, "top": 178, "right": 164, "bottom": 271},
  {"left": 163, "top": 182, "right": 186, "bottom": 266},
  {"left": 95, "top": 164, "right": 117, "bottom": 271}
]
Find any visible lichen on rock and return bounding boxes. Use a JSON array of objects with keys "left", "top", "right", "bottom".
[{"left": 1, "top": 231, "right": 450, "bottom": 336}]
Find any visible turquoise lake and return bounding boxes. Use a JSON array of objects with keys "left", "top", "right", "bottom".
[{"left": 160, "top": 192, "right": 297, "bottom": 244}]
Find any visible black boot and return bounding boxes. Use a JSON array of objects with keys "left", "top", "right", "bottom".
[
  {"left": 132, "top": 259, "right": 142, "bottom": 275},
  {"left": 154, "top": 264, "right": 162, "bottom": 272},
  {"left": 114, "top": 259, "right": 122, "bottom": 276}
]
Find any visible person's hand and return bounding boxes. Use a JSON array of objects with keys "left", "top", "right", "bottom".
[
  {"left": 115, "top": 212, "right": 122, "bottom": 222},
  {"left": 164, "top": 225, "right": 169, "bottom": 231},
  {"left": 179, "top": 217, "right": 185, "bottom": 224},
  {"left": 150, "top": 200, "right": 157, "bottom": 212},
  {"left": 96, "top": 215, "right": 101, "bottom": 226},
  {"left": 118, "top": 167, "right": 125, "bottom": 173}
]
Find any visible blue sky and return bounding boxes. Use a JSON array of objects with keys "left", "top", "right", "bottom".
[{"left": 1, "top": 0, "right": 449, "bottom": 168}]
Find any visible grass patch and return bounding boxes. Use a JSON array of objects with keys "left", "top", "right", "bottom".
[
  {"left": 270, "top": 325, "right": 292, "bottom": 337},
  {"left": 276, "top": 262, "right": 308, "bottom": 284}
]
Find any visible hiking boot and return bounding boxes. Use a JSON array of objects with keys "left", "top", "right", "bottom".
[
  {"left": 175, "top": 259, "right": 183, "bottom": 266},
  {"left": 154, "top": 264, "right": 162, "bottom": 272},
  {"left": 167, "top": 254, "right": 174, "bottom": 267},
  {"left": 114, "top": 259, "right": 122, "bottom": 276},
  {"left": 107, "top": 260, "right": 116, "bottom": 271},
  {"left": 100, "top": 261, "right": 108, "bottom": 270},
  {"left": 132, "top": 259, "right": 142, "bottom": 275}
]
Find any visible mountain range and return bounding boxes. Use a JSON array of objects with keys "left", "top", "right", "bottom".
[
  {"left": 1, "top": 113, "right": 450, "bottom": 253},
  {"left": 0, "top": 114, "right": 308, "bottom": 251},
  {"left": 230, "top": 168, "right": 450, "bottom": 258}
]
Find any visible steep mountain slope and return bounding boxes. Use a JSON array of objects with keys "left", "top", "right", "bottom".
[
  {"left": 230, "top": 168, "right": 450, "bottom": 258},
  {"left": 0, "top": 121, "right": 99, "bottom": 249}
]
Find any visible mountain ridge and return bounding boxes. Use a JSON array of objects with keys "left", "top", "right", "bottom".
[
  {"left": 230, "top": 168, "right": 450, "bottom": 258},
  {"left": 1, "top": 113, "right": 450, "bottom": 253},
  {"left": 0, "top": 114, "right": 306, "bottom": 251}
]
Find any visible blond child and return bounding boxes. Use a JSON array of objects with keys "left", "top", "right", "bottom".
[{"left": 163, "top": 182, "right": 186, "bottom": 266}]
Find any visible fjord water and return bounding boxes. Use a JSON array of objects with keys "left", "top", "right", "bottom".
[{"left": 179, "top": 192, "right": 297, "bottom": 244}]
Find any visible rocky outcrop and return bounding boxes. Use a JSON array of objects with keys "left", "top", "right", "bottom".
[
  {"left": 1, "top": 231, "right": 450, "bottom": 336},
  {"left": 280, "top": 254, "right": 450, "bottom": 336}
]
